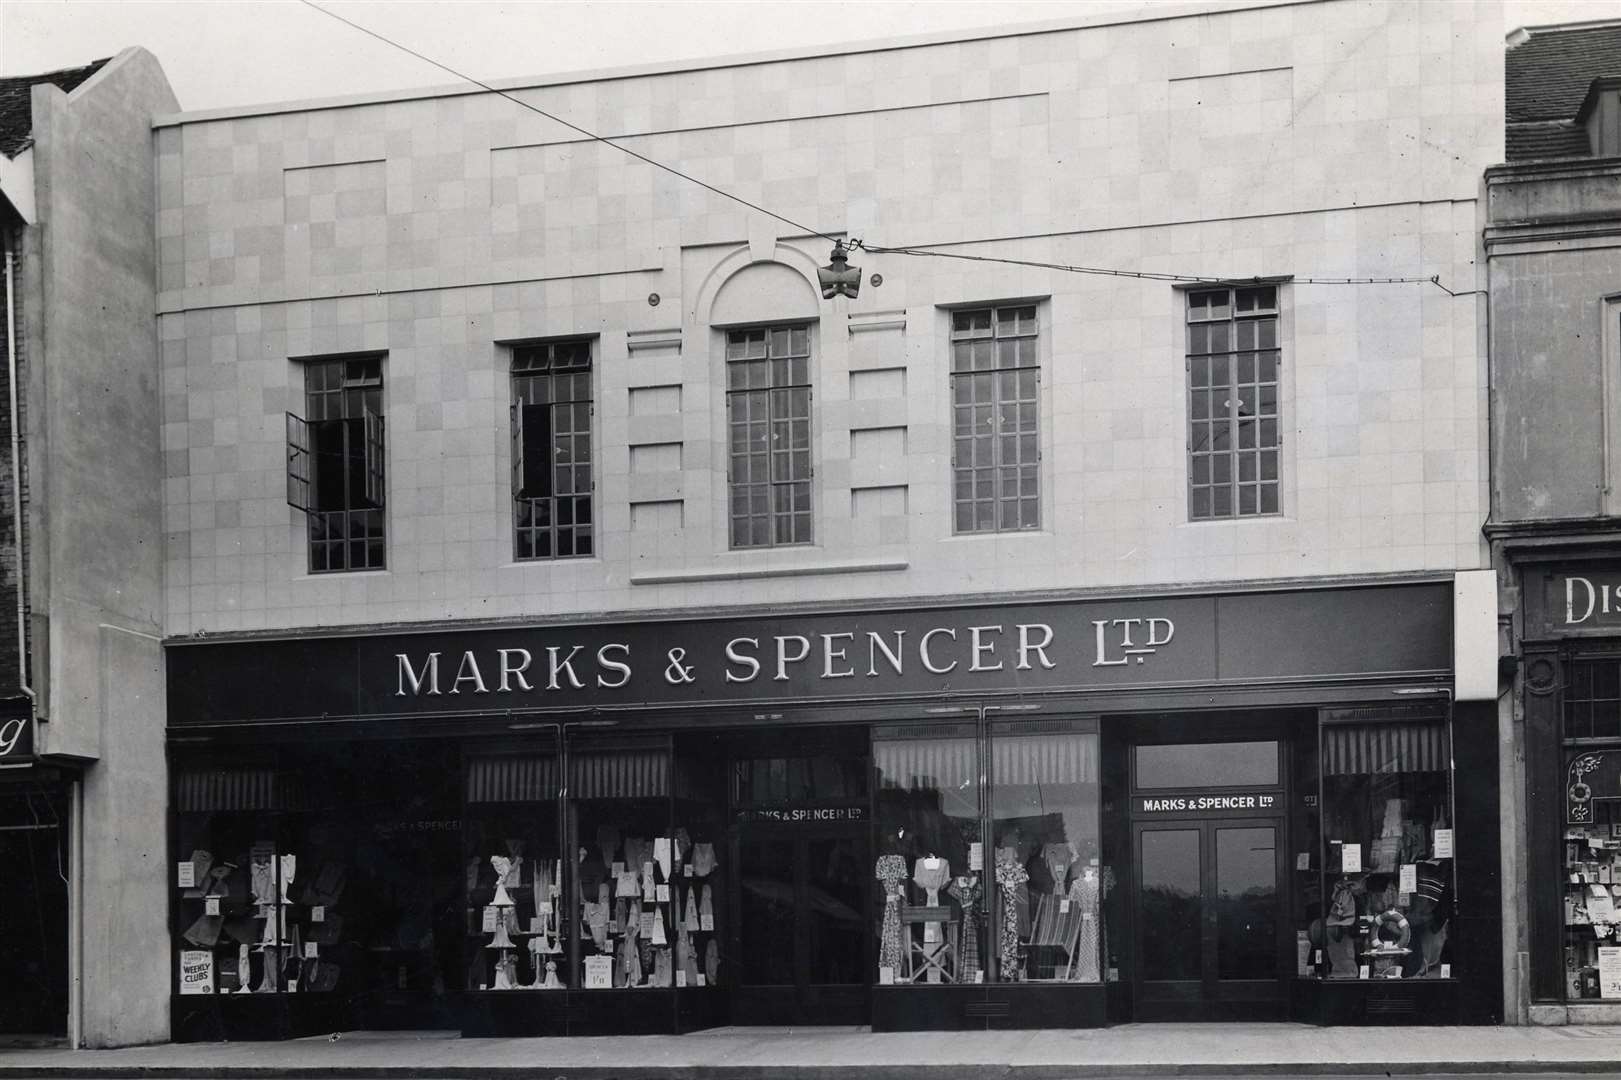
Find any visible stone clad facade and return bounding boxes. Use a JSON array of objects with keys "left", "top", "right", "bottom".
[{"left": 155, "top": 0, "right": 1501, "bottom": 635}]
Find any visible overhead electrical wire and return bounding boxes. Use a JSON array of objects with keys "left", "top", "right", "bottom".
[{"left": 296, "top": 0, "right": 1482, "bottom": 299}]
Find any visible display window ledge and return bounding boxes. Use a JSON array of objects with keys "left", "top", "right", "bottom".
[{"left": 1530, "top": 1002, "right": 1621, "bottom": 1025}]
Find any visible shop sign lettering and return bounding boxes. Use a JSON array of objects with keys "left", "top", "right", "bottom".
[
  {"left": 393, "top": 617, "right": 1176, "bottom": 697},
  {"left": 734, "top": 805, "right": 867, "bottom": 824},
  {"left": 1137, "top": 792, "right": 1278, "bottom": 813},
  {"left": 0, "top": 715, "right": 33, "bottom": 763},
  {"left": 1563, "top": 575, "right": 1621, "bottom": 628}
]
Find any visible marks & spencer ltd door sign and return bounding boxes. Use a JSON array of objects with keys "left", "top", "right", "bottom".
[
  {"left": 166, "top": 582, "right": 1452, "bottom": 725},
  {"left": 1136, "top": 792, "right": 1280, "bottom": 814}
]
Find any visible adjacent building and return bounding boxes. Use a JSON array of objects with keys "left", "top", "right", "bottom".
[
  {"left": 153, "top": 0, "right": 1504, "bottom": 1039},
  {"left": 0, "top": 49, "right": 177, "bottom": 1046},
  {"left": 1486, "top": 19, "right": 1621, "bottom": 1025}
]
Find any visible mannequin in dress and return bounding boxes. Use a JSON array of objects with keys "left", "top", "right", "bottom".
[
  {"left": 875, "top": 854, "right": 908, "bottom": 978},
  {"left": 913, "top": 856, "right": 951, "bottom": 982},
  {"left": 1068, "top": 864, "right": 1102, "bottom": 982}
]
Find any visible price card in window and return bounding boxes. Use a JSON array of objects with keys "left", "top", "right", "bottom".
[
  {"left": 1060, "top": 898, "right": 1071, "bottom": 915},
  {"left": 701, "top": 914, "right": 714, "bottom": 932},
  {"left": 878, "top": 966, "right": 895, "bottom": 985},
  {"left": 1399, "top": 864, "right": 1418, "bottom": 895},
  {"left": 311, "top": 905, "right": 325, "bottom": 923},
  {"left": 976, "top": 971, "right": 986, "bottom": 984},
  {"left": 969, "top": 843, "right": 983, "bottom": 872},
  {"left": 1296, "top": 852, "right": 1311, "bottom": 871},
  {"left": 676, "top": 971, "right": 687, "bottom": 987},
  {"left": 656, "top": 884, "right": 671, "bottom": 903},
  {"left": 177, "top": 861, "right": 196, "bottom": 889},
  {"left": 1358, "top": 964, "right": 1370, "bottom": 980},
  {"left": 481, "top": 906, "right": 498, "bottom": 933},
  {"left": 1440, "top": 963, "right": 1451, "bottom": 978},
  {"left": 584, "top": 955, "right": 614, "bottom": 989},
  {"left": 205, "top": 896, "right": 221, "bottom": 916},
  {"left": 539, "top": 901, "right": 553, "bottom": 916},
  {"left": 1600, "top": 947, "right": 1621, "bottom": 998},
  {"left": 1341, "top": 843, "right": 1362, "bottom": 874},
  {"left": 304, "top": 942, "right": 318, "bottom": 959},
  {"left": 1434, "top": 829, "right": 1454, "bottom": 859},
  {"left": 695, "top": 974, "right": 706, "bottom": 987}
]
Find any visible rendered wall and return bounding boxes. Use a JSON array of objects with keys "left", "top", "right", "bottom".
[
  {"left": 28, "top": 47, "right": 176, "bottom": 1046},
  {"left": 154, "top": 0, "right": 1501, "bottom": 635}
]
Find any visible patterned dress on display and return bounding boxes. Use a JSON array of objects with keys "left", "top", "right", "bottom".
[
  {"left": 875, "top": 854, "right": 908, "bottom": 976},
  {"left": 994, "top": 848, "right": 1028, "bottom": 981},
  {"left": 948, "top": 875, "right": 983, "bottom": 983}
]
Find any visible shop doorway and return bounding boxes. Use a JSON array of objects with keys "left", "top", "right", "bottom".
[
  {"left": 1130, "top": 817, "right": 1287, "bottom": 1020},
  {"left": 732, "top": 823, "right": 869, "bottom": 1024},
  {"left": 0, "top": 784, "right": 69, "bottom": 1042}
]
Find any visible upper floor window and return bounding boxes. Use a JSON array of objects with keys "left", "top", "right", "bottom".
[
  {"left": 1186, "top": 286, "right": 1281, "bottom": 520},
  {"left": 285, "top": 356, "right": 385, "bottom": 573},
  {"left": 951, "top": 305, "right": 1039, "bottom": 533},
  {"left": 727, "top": 325, "right": 812, "bottom": 548},
  {"left": 511, "top": 341, "right": 594, "bottom": 560}
]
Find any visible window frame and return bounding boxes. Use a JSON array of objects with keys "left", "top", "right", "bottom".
[
  {"left": 294, "top": 354, "right": 387, "bottom": 575},
  {"left": 1184, "top": 283, "right": 1284, "bottom": 522},
  {"left": 510, "top": 339, "right": 596, "bottom": 562},
  {"left": 724, "top": 323, "right": 815, "bottom": 550},
  {"left": 949, "top": 303, "right": 1042, "bottom": 535}
]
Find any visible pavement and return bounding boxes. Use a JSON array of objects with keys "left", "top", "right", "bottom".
[{"left": 4, "top": 1024, "right": 1621, "bottom": 1078}]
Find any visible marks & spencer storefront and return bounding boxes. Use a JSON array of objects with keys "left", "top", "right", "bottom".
[{"left": 163, "top": 578, "right": 1501, "bottom": 1039}]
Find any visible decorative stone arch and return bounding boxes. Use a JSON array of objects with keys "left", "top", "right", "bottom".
[{"left": 694, "top": 244, "right": 823, "bottom": 328}]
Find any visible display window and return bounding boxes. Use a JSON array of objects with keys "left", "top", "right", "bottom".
[
  {"left": 1560, "top": 655, "right": 1621, "bottom": 1001},
  {"left": 464, "top": 754, "right": 563, "bottom": 991},
  {"left": 172, "top": 745, "right": 463, "bottom": 1031},
  {"left": 990, "top": 720, "right": 1103, "bottom": 984},
  {"left": 873, "top": 722, "right": 983, "bottom": 986},
  {"left": 1306, "top": 706, "right": 1454, "bottom": 982}
]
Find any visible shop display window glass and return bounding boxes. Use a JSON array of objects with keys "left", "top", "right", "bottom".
[
  {"left": 569, "top": 742, "right": 688, "bottom": 990},
  {"left": 873, "top": 723, "right": 983, "bottom": 985},
  {"left": 463, "top": 754, "right": 562, "bottom": 991},
  {"left": 1560, "top": 657, "right": 1621, "bottom": 1000},
  {"left": 1313, "top": 706, "right": 1453, "bottom": 981},
  {"left": 673, "top": 738, "right": 728, "bottom": 992},
  {"left": 989, "top": 721, "right": 1103, "bottom": 983}
]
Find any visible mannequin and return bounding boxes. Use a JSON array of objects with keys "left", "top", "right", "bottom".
[{"left": 1068, "top": 865, "right": 1101, "bottom": 982}]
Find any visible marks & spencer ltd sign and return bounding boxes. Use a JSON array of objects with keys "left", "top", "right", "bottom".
[
  {"left": 165, "top": 582, "right": 1451, "bottom": 726},
  {"left": 1136, "top": 792, "right": 1280, "bottom": 814}
]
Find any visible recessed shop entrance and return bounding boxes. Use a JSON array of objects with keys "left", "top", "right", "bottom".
[
  {"left": 1126, "top": 738, "right": 1289, "bottom": 1021},
  {"left": 727, "top": 731, "right": 871, "bottom": 1025}
]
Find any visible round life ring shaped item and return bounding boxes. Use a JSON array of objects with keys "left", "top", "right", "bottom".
[{"left": 1373, "top": 908, "right": 1410, "bottom": 952}]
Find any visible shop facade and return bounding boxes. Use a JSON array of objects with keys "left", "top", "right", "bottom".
[{"left": 165, "top": 577, "right": 1501, "bottom": 1038}]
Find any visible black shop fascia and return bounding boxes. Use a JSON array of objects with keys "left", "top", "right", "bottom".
[{"left": 163, "top": 579, "right": 1496, "bottom": 1039}]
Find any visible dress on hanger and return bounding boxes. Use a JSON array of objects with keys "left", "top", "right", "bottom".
[{"left": 875, "top": 854, "right": 908, "bottom": 975}]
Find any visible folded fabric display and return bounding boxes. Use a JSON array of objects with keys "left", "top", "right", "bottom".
[
  {"left": 183, "top": 913, "right": 223, "bottom": 948},
  {"left": 692, "top": 842, "right": 717, "bottom": 878}
]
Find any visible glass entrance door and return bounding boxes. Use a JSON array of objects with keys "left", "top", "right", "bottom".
[
  {"left": 1132, "top": 818, "right": 1285, "bottom": 1020},
  {"left": 732, "top": 825, "right": 869, "bottom": 1024}
]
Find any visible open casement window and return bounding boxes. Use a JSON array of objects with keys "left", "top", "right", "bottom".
[
  {"left": 286, "top": 412, "right": 312, "bottom": 512},
  {"left": 297, "top": 356, "right": 386, "bottom": 573},
  {"left": 512, "top": 342, "right": 593, "bottom": 560},
  {"left": 363, "top": 407, "right": 385, "bottom": 510}
]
